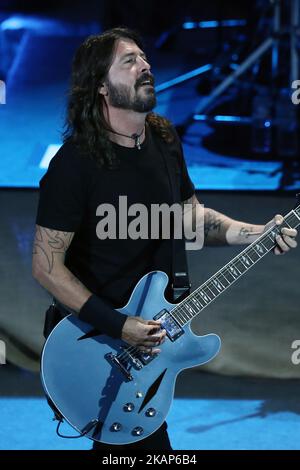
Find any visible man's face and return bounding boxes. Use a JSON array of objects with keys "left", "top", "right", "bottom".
[{"left": 104, "top": 39, "right": 156, "bottom": 113}]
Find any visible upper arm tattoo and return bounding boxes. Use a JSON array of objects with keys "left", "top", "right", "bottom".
[{"left": 32, "top": 225, "right": 74, "bottom": 274}]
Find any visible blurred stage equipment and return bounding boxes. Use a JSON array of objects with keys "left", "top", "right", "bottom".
[
  {"left": 172, "top": 0, "right": 300, "bottom": 180},
  {"left": 155, "top": 19, "right": 246, "bottom": 93}
]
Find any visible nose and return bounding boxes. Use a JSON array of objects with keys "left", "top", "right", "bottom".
[{"left": 138, "top": 56, "right": 151, "bottom": 73}]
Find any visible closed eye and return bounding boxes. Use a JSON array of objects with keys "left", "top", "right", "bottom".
[{"left": 123, "top": 54, "right": 149, "bottom": 65}]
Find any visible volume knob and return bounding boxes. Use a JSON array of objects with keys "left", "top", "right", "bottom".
[
  {"left": 110, "top": 422, "right": 122, "bottom": 432},
  {"left": 132, "top": 426, "right": 144, "bottom": 436},
  {"left": 123, "top": 403, "right": 135, "bottom": 412},
  {"left": 146, "top": 408, "right": 156, "bottom": 417}
]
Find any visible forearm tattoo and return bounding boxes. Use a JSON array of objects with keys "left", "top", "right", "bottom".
[
  {"left": 33, "top": 226, "right": 74, "bottom": 274},
  {"left": 204, "top": 210, "right": 224, "bottom": 239},
  {"left": 239, "top": 226, "right": 262, "bottom": 239}
]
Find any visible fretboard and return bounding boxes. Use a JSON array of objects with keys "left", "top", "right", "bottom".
[{"left": 171, "top": 203, "right": 300, "bottom": 327}]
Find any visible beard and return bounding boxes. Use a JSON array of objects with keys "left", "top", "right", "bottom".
[{"left": 106, "top": 75, "right": 156, "bottom": 113}]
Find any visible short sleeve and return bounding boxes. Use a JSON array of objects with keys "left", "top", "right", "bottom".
[
  {"left": 171, "top": 128, "right": 195, "bottom": 201},
  {"left": 36, "top": 142, "right": 86, "bottom": 232}
]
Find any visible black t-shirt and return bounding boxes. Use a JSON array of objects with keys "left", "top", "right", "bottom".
[{"left": 36, "top": 125, "right": 195, "bottom": 307}]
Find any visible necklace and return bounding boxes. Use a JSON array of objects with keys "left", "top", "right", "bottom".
[{"left": 109, "top": 127, "right": 145, "bottom": 150}]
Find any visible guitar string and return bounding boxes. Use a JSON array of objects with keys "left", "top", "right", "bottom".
[
  {"left": 116, "top": 212, "right": 297, "bottom": 362},
  {"left": 116, "top": 210, "right": 299, "bottom": 363},
  {"left": 117, "top": 212, "right": 299, "bottom": 362},
  {"left": 116, "top": 213, "right": 295, "bottom": 363},
  {"left": 171, "top": 211, "right": 298, "bottom": 326},
  {"left": 172, "top": 237, "right": 275, "bottom": 324},
  {"left": 173, "top": 215, "right": 296, "bottom": 325}
]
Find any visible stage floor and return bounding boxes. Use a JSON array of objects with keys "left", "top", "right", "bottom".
[{"left": 1, "top": 364, "right": 300, "bottom": 450}]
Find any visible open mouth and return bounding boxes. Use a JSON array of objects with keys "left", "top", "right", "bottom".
[{"left": 138, "top": 79, "right": 154, "bottom": 88}]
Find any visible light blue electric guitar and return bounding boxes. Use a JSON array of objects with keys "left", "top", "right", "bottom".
[{"left": 41, "top": 201, "right": 300, "bottom": 445}]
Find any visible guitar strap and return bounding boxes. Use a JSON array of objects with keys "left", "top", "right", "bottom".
[{"left": 153, "top": 129, "right": 191, "bottom": 302}]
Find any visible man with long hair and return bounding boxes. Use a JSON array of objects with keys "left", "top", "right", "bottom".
[{"left": 32, "top": 27, "right": 297, "bottom": 450}]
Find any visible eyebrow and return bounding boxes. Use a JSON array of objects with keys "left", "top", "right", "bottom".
[{"left": 120, "top": 51, "right": 148, "bottom": 61}]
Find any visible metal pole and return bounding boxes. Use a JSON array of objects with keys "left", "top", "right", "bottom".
[
  {"left": 195, "top": 37, "right": 274, "bottom": 113},
  {"left": 271, "top": 0, "right": 281, "bottom": 80},
  {"left": 290, "top": 0, "right": 299, "bottom": 84}
]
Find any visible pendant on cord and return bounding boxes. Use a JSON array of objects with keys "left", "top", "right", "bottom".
[{"left": 132, "top": 133, "right": 142, "bottom": 150}]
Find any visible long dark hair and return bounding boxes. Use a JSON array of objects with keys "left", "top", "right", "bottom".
[{"left": 63, "top": 27, "right": 174, "bottom": 169}]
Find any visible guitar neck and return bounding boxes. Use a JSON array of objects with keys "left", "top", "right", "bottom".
[{"left": 171, "top": 204, "right": 300, "bottom": 327}]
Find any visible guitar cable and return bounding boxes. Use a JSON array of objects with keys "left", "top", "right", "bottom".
[
  {"left": 55, "top": 418, "right": 84, "bottom": 439},
  {"left": 55, "top": 416, "right": 100, "bottom": 439}
]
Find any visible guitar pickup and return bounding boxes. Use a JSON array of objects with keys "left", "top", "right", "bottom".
[
  {"left": 153, "top": 309, "right": 184, "bottom": 342},
  {"left": 138, "top": 351, "right": 157, "bottom": 365}
]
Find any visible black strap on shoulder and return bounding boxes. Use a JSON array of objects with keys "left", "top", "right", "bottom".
[
  {"left": 43, "top": 300, "right": 65, "bottom": 339},
  {"left": 153, "top": 130, "right": 191, "bottom": 302}
]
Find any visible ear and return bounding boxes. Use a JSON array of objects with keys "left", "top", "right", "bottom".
[{"left": 98, "top": 82, "right": 108, "bottom": 96}]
